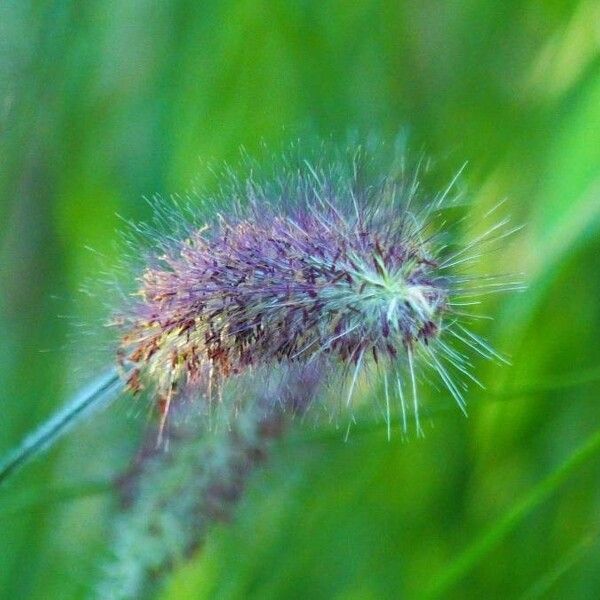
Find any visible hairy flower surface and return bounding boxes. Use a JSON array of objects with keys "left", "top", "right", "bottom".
[{"left": 116, "top": 153, "right": 520, "bottom": 435}]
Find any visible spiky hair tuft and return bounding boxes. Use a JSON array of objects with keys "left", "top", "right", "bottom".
[{"left": 114, "top": 146, "right": 521, "bottom": 437}]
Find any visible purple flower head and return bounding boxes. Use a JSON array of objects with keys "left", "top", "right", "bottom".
[{"left": 116, "top": 151, "right": 521, "bottom": 436}]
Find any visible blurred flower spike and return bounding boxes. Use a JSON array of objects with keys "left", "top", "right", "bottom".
[{"left": 116, "top": 146, "right": 522, "bottom": 438}]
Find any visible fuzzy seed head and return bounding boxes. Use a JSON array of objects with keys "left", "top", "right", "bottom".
[{"left": 114, "top": 151, "right": 519, "bottom": 432}]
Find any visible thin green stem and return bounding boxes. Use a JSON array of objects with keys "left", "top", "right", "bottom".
[{"left": 0, "top": 369, "right": 122, "bottom": 487}]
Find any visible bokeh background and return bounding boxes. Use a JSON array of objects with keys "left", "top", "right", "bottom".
[{"left": 1, "top": 1, "right": 600, "bottom": 599}]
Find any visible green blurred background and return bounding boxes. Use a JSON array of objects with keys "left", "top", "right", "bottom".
[{"left": 1, "top": 1, "right": 599, "bottom": 598}]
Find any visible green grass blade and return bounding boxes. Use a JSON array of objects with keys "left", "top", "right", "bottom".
[{"left": 424, "top": 427, "right": 600, "bottom": 598}]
